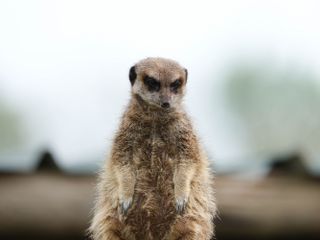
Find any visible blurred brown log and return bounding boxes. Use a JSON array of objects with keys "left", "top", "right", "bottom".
[{"left": 0, "top": 172, "right": 320, "bottom": 240}]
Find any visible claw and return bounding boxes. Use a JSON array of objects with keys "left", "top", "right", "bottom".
[
  {"left": 120, "top": 197, "right": 132, "bottom": 215},
  {"left": 175, "top": 196, "right": 188, "bottom": 214}
]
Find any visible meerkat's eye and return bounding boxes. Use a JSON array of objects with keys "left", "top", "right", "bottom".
[
  {"left": 144, "top": 76, "right": 160, "bottom": 92},
  {"left": 170, "top": 79, "right": 182, "bottom": 93}
]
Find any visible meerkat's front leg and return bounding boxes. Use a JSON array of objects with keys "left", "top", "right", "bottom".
[
  {"left": 115, "top": 164, "right": 136, "bottom": 215},
  {"left": 173, "top": 162, "right": 195, "bottom": 213}
]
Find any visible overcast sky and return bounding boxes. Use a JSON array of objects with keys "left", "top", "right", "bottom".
[{"left": 0, "top": 0, "right": 319, "bottom": 171}]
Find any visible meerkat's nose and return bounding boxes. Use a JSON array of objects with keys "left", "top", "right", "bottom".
[{"left": 161, "top": 102, "right": 170, "bottom": 108}]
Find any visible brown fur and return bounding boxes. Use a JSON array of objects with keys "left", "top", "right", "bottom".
[{"left": 90, "top": 58, "right": 216, "bottom": 240}]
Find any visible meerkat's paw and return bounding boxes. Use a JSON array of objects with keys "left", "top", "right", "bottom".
[
  {"left": 175, "top": 195, "right": 188, "bottom": 214},
  {"left": 119, "top": 196, "right": 133, "bottom": 215}
]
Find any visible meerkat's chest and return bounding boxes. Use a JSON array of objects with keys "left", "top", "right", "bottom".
[
  {"left": 123, "top": 123, "right": 184, "bottom": 239},
  {"left": 127, "top": 130, "right": 177, "bottom": 239},
  {"left": 132, "top": 128, "right": 176, "bottom": 170},
  {"left": 130, "top": 127, "right": 177, "bottom": 191}
]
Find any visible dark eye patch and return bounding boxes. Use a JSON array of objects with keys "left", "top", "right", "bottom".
[
  {"left": 143, "top": 76, "right": 160, "bottom": 92},
  {"left": 170, "top": 79, "right": 182, "bottom": 93}
]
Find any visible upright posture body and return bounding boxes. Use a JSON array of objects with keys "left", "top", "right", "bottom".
[{"left": 90, "top": 58, "right": 216, "bottom": 240}]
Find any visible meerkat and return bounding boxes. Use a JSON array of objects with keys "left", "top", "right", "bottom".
[{"left": 90, "top": 57, "right": 216, "bottom": 240}]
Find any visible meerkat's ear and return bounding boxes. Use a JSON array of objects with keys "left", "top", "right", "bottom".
[
  {"left": 129, "top": 66, "right": 137, "bottom": 86},
  {"left": 184, "top": 68, "right": 188, "bottom": 83}
]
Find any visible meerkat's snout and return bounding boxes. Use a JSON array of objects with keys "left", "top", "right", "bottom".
[
  {"left": 161, "top": 102, "right": 170, "bottom": 109},
  {"left": 160, "top": 91, "right": 172, "bottom": 108}
]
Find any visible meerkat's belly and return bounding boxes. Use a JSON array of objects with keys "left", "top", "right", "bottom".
[{"left": 125, "top": 138, "right": 176, "bottom": 239}]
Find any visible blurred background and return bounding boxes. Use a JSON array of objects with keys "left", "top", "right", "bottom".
[{"left": 0, "top": 0, "right": 320, "bottom": 239}]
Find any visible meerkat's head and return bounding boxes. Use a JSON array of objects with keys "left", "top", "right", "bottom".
[{"left": 129, "top": 57, "right": 188, "bottom": 110}]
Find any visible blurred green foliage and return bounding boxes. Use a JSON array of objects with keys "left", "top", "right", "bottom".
[
  {"left": 224, "top": 61, "right": 320, "bottom": 156},
  {"left": 0, "top": 97, "right": 25, "bottom": 151}
]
